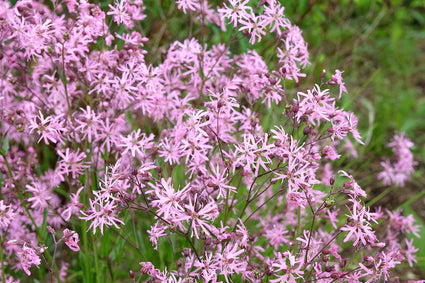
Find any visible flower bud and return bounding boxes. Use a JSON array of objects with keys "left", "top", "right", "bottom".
[
  {"left": 325, "top": 198, "right": 335, "bottom": 208},
  {"left": 343, "top": 181, "right": 352, "bottom": 189},
  {"left": 47, "top": 226, "right": 55, "bottom": 235},
  {"left": 339, "top": 258, "right": 347, "bottom": 268}
]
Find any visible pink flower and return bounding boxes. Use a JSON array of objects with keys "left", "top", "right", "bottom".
[
  {"left": 75, "top": 106, "right": 102, "bottom": 143},
  {"left": 119, "top": 129, "right": 155, "bottom": 158},
  {"left": 262, "top": 1, "right": 290, "bottom": 36},
  {"left": 328, "top": 69, "right": 347, "bottom": 98},
  {"left": 107, "top": 0, "right": 132, "bottom": 27},
  {"left": 239, "top": 11, "right": 266, "bottom": 44},
  {"left": 216, "top": 243, "right": 246, "bottom": 283},
  {"left": 177, "top": 195, "right": 219, "bottom": 239},
  {"left": 61, "top": 186, "right": 84, "bottom": 221},
  {"left": 341, "top": 198, "right": 377, "bottom": 246},
  {"left": 28, "top": 111, "right": 65, "bottom": 145},
  {"left": 56, "top": 148, "right": 90, "bottom": 180},
  {"left": 62, "top": 229, "right": 80, "bottom": 252},
  {"left": 271, "top": 251, "right": 304, "bottom": 283},
  {"left": 148, "top": 178, "right": 189, "bottom": 220},
  {"left": 158, "top": 137, "right": 183, "bottom": 165},
  {"left": 378, "top": 133, "right": 416, "bottom": 187},
  {"left": 339, "top": 170, "right": 367, "bottom": 198},
  {"left": 18, "top": 244, "right": 41, "bottom": 276},
  {"left": 80, "top": 198, "right": 124, "bottom": 235},
  {"left": 0, "top": 200, "right": 15, "bottom": 229},
  {"left": 147, "top": 222, "right": 167, "bottom": 250},
  {"left": 321, "top": 145, "right": 341, "bottom": 160},
  {"left": 404, "top": 238, "right": 419, "bottom": 267},
  {"left": 176, "top": 0, "right": 199, "bottom": 14},
  {"left": 218, "top": 0, "right": 252, "bottom": 28},
  {"left": 26, "top": 180, "right": 52, "bottom": 211}
]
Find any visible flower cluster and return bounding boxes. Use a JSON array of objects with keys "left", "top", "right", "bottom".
[
  {"left": 0, "top": 0, "right": 420, "bottom": 281},
  {"left": 378, "top": 133, "right": 416, "bottom": 186}
]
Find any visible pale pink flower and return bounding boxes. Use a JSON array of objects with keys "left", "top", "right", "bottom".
[
  {"left": 271, "top": 251, "right": 304, "bottom": 283},
  {"left": 26, "top": 181, "right": 52, "bottom": 211},
  {"left": 0, "top": 200, "right": 15, "bottom": 229},
  {"left": 119, "top": 129, "right": 154, "bottom": 158},
  {"left": 56, "top": 148, "right": 90, "bottom": 180},
  {"left": 18, "top": 244, "right": 41, "bottom": 276},
  {"left": 61, "top": 186, "right": 84, "bottom": 221},
  {"left": 218, "top": 0, "right": 252, "bottom": 28},
  {"left": 80, "top": 198, "right": 124, "bottom": 235}
]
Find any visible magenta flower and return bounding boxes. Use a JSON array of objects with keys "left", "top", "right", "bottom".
[{"left": 62, "top": 229, "right": 80, "bottom": 252}]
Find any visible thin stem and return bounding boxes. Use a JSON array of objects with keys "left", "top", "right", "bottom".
[
  {"left": 81, "top": 220, "right": 91, "bottom": 283},
  {"left": 185, "top": 235, "right": 201, "bottom": 262},
  {"left": 0, "top": 237, "right": 5, "bottom": 283},
  {"left": 366, "top": 186, "right": 393, "bottom": 207},
  {"left": 93, "top": 237, "right": 101, "bottom": 283},
  {"left": 61, "top": 42, "right": 74, "bottom": 124},
  {"left": 307, "top": 230, "right": 342, "bottom": 265},
  {"left": 243, "top": 189, "right": 284, "bottom": 224}
]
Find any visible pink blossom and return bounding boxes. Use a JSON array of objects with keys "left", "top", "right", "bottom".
[
  {"left": 62, "top": 229, "right": 80, "bottom": 252},
  {"left": 80, "top": 198, "right": 124, "bottom": 235},
  {"left": 18, "top": 244, "right": 41, "bottom": 276},
  {"left": 0, "top": 200, "right": 15, "bottom": 229},
  {"left": 271, "top": 251, "right": 304, "bottom": 283}
]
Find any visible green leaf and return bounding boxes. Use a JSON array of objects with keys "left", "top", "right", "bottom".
[
  {"left": 1, "top": 134, "right": 9, "bottom": 153},
  {"left": 40, "top": 208, "right": 48, "bottom": 241},
  {"left": 100, "top": 230, "right": 111, "bottom": 257}
]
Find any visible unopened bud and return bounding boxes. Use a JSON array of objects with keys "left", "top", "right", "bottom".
[
  {"left": 47, "top": 226, "right": 55, "bottom": 235},
  {"left": 129, "top": 270, "right": 135, "bottom": 278},
  {"left": 343, "top": 181, "right": 352, "bottom": 189},
  {"left": 325, "top": 198, "right": 335, "bottom": 208},
  {"left": 339, "top": 258, "right": 347, "bottom": 268},
  {"left": 183, "top": 248, "right": 191, "bottom": 257}
]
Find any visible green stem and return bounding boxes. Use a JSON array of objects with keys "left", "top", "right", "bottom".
[
  {"left": 297, "top": 206, "right": 302, "bottom": 237},
  {"left": 366, "top": 186, "right": 393, "bottom": 207},
  {"left": 93, "top": 237, "right": 101, "bottom": 283},
  {"left": 81, "top": 220, "right": 91, "bottom": 283},
  {"left": 0, "top": 237, "right": 5, "bottom": 283}
]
